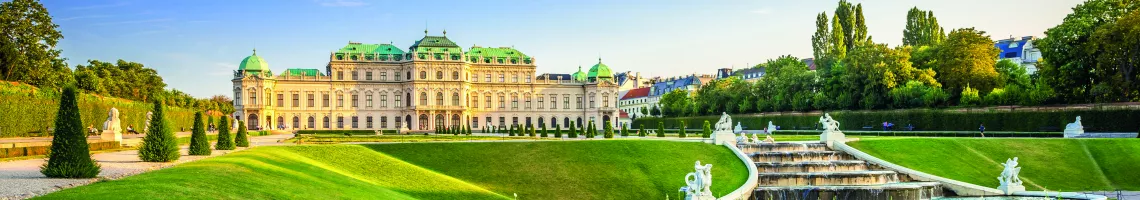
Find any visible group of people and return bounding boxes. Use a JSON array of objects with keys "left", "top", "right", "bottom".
[{"left": 880, "top": 121, "right": 916, "bottom": 131}]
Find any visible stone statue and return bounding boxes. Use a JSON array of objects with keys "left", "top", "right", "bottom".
[
  {"left": 733, "top": 122, "right": 742, "bottom": 134},
  {"left": 100, "top": 108, "right": 123, "bottom": 142},
  {"left": 143, "top": 111, "right": 153, "bottom": 134},
  {"left": 997, "top": 157, "right": 1025, "bottom": 194},
  {"left": 763, "top": 134, "right": 776, "bottom": 143},
  {"left": 766, "top": 121, "right": 777, "bottom": 135},
  {"left": 819, "top": 113, "right": 845, "bottom": 147},
  {"left": 1064, "top": 116, "right": 1085, "bottom": 138},
  {"left": 682, "top": 161, "right": 714, "bottom": 200},
  {"left": 711, "top": 112, "right": 737, "bottom": 145},
  {"left": 750, "top": 133, "right": 760, "bottom": 143}
]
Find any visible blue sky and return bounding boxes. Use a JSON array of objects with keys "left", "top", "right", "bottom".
[{"left": 44, "top": 0, "right": 1085, "bottom": 98}]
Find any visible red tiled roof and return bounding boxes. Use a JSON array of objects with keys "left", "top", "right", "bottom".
[
  {"left": 619, "top": 110, "right": 629, "bottom": 118},
  {"left": 620, "top": 87, "right": 650, "bottom": 100}
]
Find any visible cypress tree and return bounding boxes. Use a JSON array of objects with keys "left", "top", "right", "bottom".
[
  {"left": 568, "top": 121, "right": 578, "bottom": 138},
  {"left": 679, "top": 121, "right": 687, "bottom": 138},
  {"left": 586, "top": 121, "right": 595, "bottom": 138},
  {"left": 215, "top": 116, "right": 235, "bottom": 150},
  {"left": 235, "top": 121, "right": 250, "bottom": 147},
  {"left": 621, "top": 124, "right": 629, "bottom": 137},
  {"left": 657, "top": 122, "right": 666, "bottom": 138},
  {"left": 639, "top": 124, "right": 646, "bottom": 137},
  {"left": 702, "top": 120, "right": 712, "bottom": 138},
  {"left": 188, "top": 112, "right": 211, "bottom": 155},
  {"left": 555, "top": 126, "right": 562, "bottom": 138},
  {"left": 42, "top": 86, "right": 101, "bottom": 178},
  {"left": 604, "top": 122, "right": 614, "bottom": 139},
  {"left": 509, "top": 125, "right": 516, "bottom": 136},
  {"left": 541, "top": 126, "right": 548, "bottom": 137},
  {"left": 528, "top": 124, "right": 536, "bottom": 137},
  {"left": 139, "top": 99, "right": 180, "bottom": 162}
]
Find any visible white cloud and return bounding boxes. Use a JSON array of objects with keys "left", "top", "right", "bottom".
[
  {"left": 751, "top": 8, "right": 772, "bottom": 15},
  {"left": 209, "top": 62, "right": 237, "bottom": 77},
  {"left": 315, "top": 0, "right": 367, "bottom": 7}
]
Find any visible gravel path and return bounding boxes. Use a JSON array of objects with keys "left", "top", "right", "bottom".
[{"left": 0, "top": 134, "right": 293, "bottom": 200}]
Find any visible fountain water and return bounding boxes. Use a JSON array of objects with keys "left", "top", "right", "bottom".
[{"left": 741, "top": 142, "right": 945, "bottom": 200}]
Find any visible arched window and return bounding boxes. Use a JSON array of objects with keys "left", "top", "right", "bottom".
[
  {"left": 436, "top": 92, "right": 444, "bottom": 105},
  {"left": 420, "top": 92, "right": 428, "bottom": 106},
  {"left": 452, "top": 71, "right": 459, "bottom": 80},
  {"left": 420, "top": 71, "right": 426, "bottom": 79},
  {"left": 323, "top": 116, "right": 330, "bottom": 128},
  {"left": 435, "top": 114, "right": 446, "bottom": 128},
  {"left": 436, "top": 71, "right": 443, "bottom": 79},
  {"left": 577, "top": 117, "right": 583, "bottom": 128},
  {"left": 419, "top": 115, "right": 429, "bottom": 130},
  {"left": 551, "top": 117, "right": 557, "bottom": 128},
  {"left": 452, "top": 92, "right": 460, "bottom": 106},
  {"left": 564, "top": 117, "right": 570, "bottom": 128},
  {"left": 452, "top": 114, "right": 460, "bottom": 128},
  {"left": 307, "top": 116, "right": 314, "bottom": 129}
]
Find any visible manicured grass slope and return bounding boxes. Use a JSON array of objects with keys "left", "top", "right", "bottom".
[
  {"left": 848, "top": 138, "right": 1140, "bottom": 191},
  {"left": 39, "top": 140, "right": 748, "bottom": 199},
  {"left": 37, "top": 146, "right": 506, "bottom": 200},
  {"left": 365, "top": 140, "right": 749, "bottom": 200}
]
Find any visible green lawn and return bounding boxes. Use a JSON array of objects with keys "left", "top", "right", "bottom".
[
  {"left": 848, "top": 138, "right": 1140, "bottom": 191},
  {"left": 38, "top": 140, "right": 748, "bottom": 199},
  {"left": 291, "top": 134, "right": 556, "bottom": 144}
]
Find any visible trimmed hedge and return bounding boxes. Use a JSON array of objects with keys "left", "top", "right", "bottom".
[
  {"left": 295, "top": 130, "right": 407, "bottom": 135},
  {"left": 633, "top": 108, "right": 1140, "bottom": 132},
  {"left": 0, "top": 141, "right": 121, "bottom": 158},
  {"left": 0, "top": 82, "right": 203, "bottom": 138}
]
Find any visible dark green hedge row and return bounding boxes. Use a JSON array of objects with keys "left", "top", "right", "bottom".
[
  {"left": 632, "top": 108, "right": 1140, "bottom": 132},
  {"left": 0, "top": 141, "right": 120, "bottom": 158},
  {"left": 296, "top": 130, "right": 395, "bottom": 135},
  {"left": 1, "top": 83, "right": 201, "bottom": 138}
]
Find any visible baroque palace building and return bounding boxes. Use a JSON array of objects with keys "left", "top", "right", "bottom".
[{"left": 232, "top": 32, "right": 619, "bottom": 132}]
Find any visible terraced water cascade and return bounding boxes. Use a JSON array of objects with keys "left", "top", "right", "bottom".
[{"left": 743, "top": 142, "right": 945, "bottom": 200}]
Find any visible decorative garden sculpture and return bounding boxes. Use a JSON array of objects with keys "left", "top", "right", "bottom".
[
  {"left": 997, "top": 157, "right": 1025, "bottom": 194},
  {"left": 711, "top": 112, "right": 737, "bottom": 145},
  {"left": 681, "top": 161, "right": 714, "bottom": 200},
  {"left": 733, "top": 122, "right": 742, "bottom": 134},
  {"left": 1063, "top": 116, "right": 1085, "bottom": 138},
  {"left": 819, "top": 113, "right": 845, "bottom": 147},
  {"left": 766, "top": 121, "right": 777, "bottom": 135},
  {"left": 100, "top": 108, "right": 123, "bottom": 142},
  {"left": 143, "top": 111, "right": 153, "bottom": 133}
]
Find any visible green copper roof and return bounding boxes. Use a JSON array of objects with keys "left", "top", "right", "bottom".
[
  {"left": 239, "top": 49, "right": 268, "bottom": 71},
  {"left": 284, "top": 68, "right": 322, "bottom": 77},
  {"left": 411, "top": 35, "right": 459, "bottom": 48},
  {"left": 587, "top": 58, "right": 614, "bottom": 80},
  {"left": 336, "top": 43, "right": 405, "bottom": 55},
  {"left": 466, "top": 47, "right": 533, "bottom": 64},
  {"left": 571, "top": 66, "right": 587, "bottom": 81}
]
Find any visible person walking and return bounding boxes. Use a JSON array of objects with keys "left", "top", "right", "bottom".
[{"left": 979, "top": 124, "right": 986, "bottom": 137}]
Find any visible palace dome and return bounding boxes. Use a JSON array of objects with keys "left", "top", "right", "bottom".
[
  {"left": 239, "top": 49, "right": 268, "bottom": 71},
  {"left": 587, "top": 58, "right": 613, "bottom": 81}
]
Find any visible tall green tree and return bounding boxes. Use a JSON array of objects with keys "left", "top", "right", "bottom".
[
  {"left": 834, "top": 0, "right": 856, "bottom": 51},
  {"left": 603, "top": 122, "right": 614, "bottom": 139},
  {"left": 1038, "top": 0, "right": 1139, "bottom": 103},
  {"left": 215, "top": 116, "right": 234, "bottom": 150},
  {"left": 1088, "top": 9, "right": 1140, "bottom": 101},
  {"left": 854, "top": 3, "right": 868, "bottom": 45},
  {"left": 903, "top": 7, "right": 946, "bottom": 47},
  {"left": 657, "top": 122, "right": 665, "bottom": 138},
  {"left": 41, "top": 86, "right": 100, "bottom": 178},
  {"left": 541, "top": 126, "right": 548, "bottom": 137},
  {"left": 812, "top": 12, "right": 831, "bottom": 61},
  {"left": 830, "top": 15, "right": 847, "bottom": 59},
  {"left": 554, "top": 125, "right": 562, "bottom": 138},
  {"left": 935, "top": 28, "right": 1001, "bottom": 94},
  {"left": 139, "top": 100, "right": 180, "bottom": 162},
  {"left": 0, "top": 0, "right": 71, "bottom": 89},
  {"left": 188, "top": 112, "right": 210, "bottom": 155},
  {"left": 235, "top": 121, "right": 249, "bottom": 147},
  {"left": 568, "top": 121, "right": 577, "bottom": 138}
]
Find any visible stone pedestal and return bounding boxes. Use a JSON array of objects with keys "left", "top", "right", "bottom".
[
  {"left": 820, "top": 130, "right": 845, "bottom": 148},
  {"left": 712, "top": 132, "right": 737, "bottom": 145},
  {"left": 685, "top": 193, "right": 715, "bottom": 200},
  {"left": 100, "top": 130, "right": 122, "bottom": 142},
  {"left": 1063, "top": 127, "right": 1084, "bottom": 138},
  {"left": 998, "top": 185, "right": 1025, "bottom": 195}
]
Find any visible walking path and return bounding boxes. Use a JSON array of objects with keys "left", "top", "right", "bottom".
[{"left": 0, "top": 134, "right": 293, "bottom": 200}]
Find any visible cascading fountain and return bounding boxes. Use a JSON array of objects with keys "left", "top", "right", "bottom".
[{"left": 742, "top": 142, "right": 945, "bottom": 200}]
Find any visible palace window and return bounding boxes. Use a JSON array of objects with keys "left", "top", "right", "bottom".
[
  {"left": 380, "top": 116, "right": 387, "bottom": 129},
  {"left": 499, "top": 74, "right": 505, "bottom": 82},
  {"left": 452, "top": 71, "right": 459, "bottom": 80},
  {"left": 420, "top": 71, "right": 427, "bottom": 80},
  {"left": 352, "top": 71, "right": 358, "bottom": 80},
  {"left": 511, "top": 96, "right": 518, "bottom": 109},
  {"left": 248, "top": 92, "right": 256, "bottom": 105},
  {"left": 337, "top": 95, "right": 344, "bottom": 107},
  {"left": 308, "top": 94, "right": 315, "bottom": 107},
  {"left": 395, "top": 93, "right": 402, "bottom": 107},
  {"left": 307, "top": 116, "right": 314, "bottom": 129},
  {"left": 452, "top": 93, "right": 460, "bottom": 106},
  {"left": 551, "top": 96, "right": 557, "bottom": 109},
  {"left": 366, "top": 72, "right": 372, "bottom": 80},
  {"left": 394, "top": 72, "right": 400, "bottom": 81},
  {"left": 366, "top": 94, "right": 372, "bottom": 108},
  {"left": 380, "top": 94, "right": 387, "bottom": 108},
  {"left": 322, "top": 94, "right": 329, "bottom": 107},
  {"left": 499, "top": 117, "right": 505, "bottom": 127},
  {"left": 485, "top": 95, "right": 492, "bottom": 108},
  {"left": 323, "top": 116, "right": 330, "bottom": 128},
  {"left": 537, "top": 95, "right": 544, "bottom": 109},
  {"left": 526, "top": 75, "right": 531, "bottom": 83},
  {"left": 337, "top": 117, "right": 344, "bottom": 128},
  {"left": 337, "top": 71, "right": 343, "bottom": 80},
  {"left": 577, "top": 96, "right": 583, "bottom": 109},
  {"left": 266, "top": 92, "right": 272, "bottom": 106},
  {"left": 277, "top": 94, "right": 284, "bottom": 107},
  {"left": 564, "top": 96, "right": 570, "bottom": 110},
  {"left": 485, "top": 74, "right": 491, "bottom": 82},
  {"left": 589, "top": 94, "right": 595, "bottom": 108},
  {"left": 602, "top": 94, "right": 609, "bottom": 108},
  {"left": 472, "top": 96, "right": 479, "bottom": 108},
  {"left": 351, "top": 116, "right": 358, "bottom": 128},
  {"left": 420, "top": 92, "right": 428, "bottom": 106},
  {"left": 472, "top": 118, "right": 479, "bottom": 128},
  {"left": 499, "top": 95, "right": 505, "bottom": 108},
  {"left": 436, "top": 92, "right": 444, "bottom": 105},
  {"left": 352, "top": 94, "right": 359, "bottom": 107},
  {"left": 292, "top": 94, "right": 299, "bottom": 107},
  {"left": 380, "top": 72, "right": 387, "bottom": 81},
  {"left": 395, "top": 117, "right": 402, "bottom": 129},
  {"left": 513, "top": 74, "right": 519, "bottom": 83},
  {"left": 525, "top": 96, "right": 531, "bottom": 109},
  {"left": 366, "top": 116, "right": 373, "bottom": 128},
  {"left": 436, "top": 71, "right": 443, "bottom": 80},
  {"left": 406, "top": 72, "right": 410, "bottom": 80}
]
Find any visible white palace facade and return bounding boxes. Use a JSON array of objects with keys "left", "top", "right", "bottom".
[{"left": 232, "top": 32, "right": 619, "bottom": 132}]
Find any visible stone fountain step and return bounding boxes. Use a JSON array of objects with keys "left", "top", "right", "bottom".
[
  {"left": 739, "top": 142, "right": 829, "bottom": 153},
  {"left": 755, "top": 160, "right": 874, "bottom": 173},
  {"left": 753, "top": 182, "right": 944, "bottom": 200},
  {"left": 757, "top": 170, "right": 902, "bottom": 186},
  {"left": 750, "top": 151, "right": 856, "bottom": 163}
]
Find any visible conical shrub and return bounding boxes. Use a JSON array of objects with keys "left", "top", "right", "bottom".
[
  {"left": 657, "top": 122, "right": 665, "bottom": 138},
  {"left": 702, "top": 120, "right": 712, "bottom": 138},
  {"left": 604, "top": 122, "right": 614, "bottom": 138},
  {"left": 139, "top": 99, "right": 180, "bottom": 162},
  {"left": 215, "top": 116, "right": 235, "bottom": 150},
  {"left": 568, "top": 121, "right": 577, "bottom": 138},
  {"left": 188, "top": 112, "right": 211, "bottom": 155},
  {"left": 235, "top": 121, "right": 250, "bottom": 147},
  {"left": 554, "top": 126, "right": 562, "bottom": 138},
  {"left": 41, "top": 86, "right": 101, "bottom": 178},
  {"left": 541, "top": 126, "right": 548, "bottom": 137}
]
